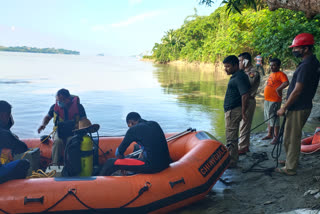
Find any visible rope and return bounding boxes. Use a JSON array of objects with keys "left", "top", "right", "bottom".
[
  {"left": 38, "top": 127, "right": 57, "bottom": 146},
  {"left": 40, "top": 189, "right": 99, "bottom": 213},
  {"left": 229, "top": 102, "right": 280, "bottom": 147},
  {"left": 241, "top": 114, "right": 286, "bottom": 175},
  {"left": 0, "top": 209, "right": 10, "bottom": 214},
  {"left": 271, "top": 115, "right": 286, "bottom": 169},
  {"left": 27, "top": 169, "right": 56, "bottom": 179},
  {"left": 0, "top": 183, "right": 151, "bottom": 213},
  {"left": 20, "top": 127, "right": 57, "bottom": 160},
  {"left": 242, "top": 152, "right": 273, "bottom": 175},
  {"left": 89, "top": 131, "right": 109, "bottom": 158},
  {"left": 41, "top": 183, "right": 151, "bottom": 212},
  {"left": 120, "top": 182, "right": 151, "bottom": 208},
  {"left": 40, "top": 189, "right": 75, "bottom": 213},
  {"left": 226, "top": 115, "right": 276, "bottom": 149}
]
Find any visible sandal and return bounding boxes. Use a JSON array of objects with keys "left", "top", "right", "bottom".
[
  {"left": 262, "top": 135, "right": 272, "bottom": 140},
  {"left": 238, "top": 147, "right": 249, "bottom": 155},
  {"left": 274, "top": 167, "right": 296, "bottom": 176}
]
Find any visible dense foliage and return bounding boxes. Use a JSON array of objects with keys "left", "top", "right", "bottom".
[
  {"left": 148, "top": 6, "right": 320, "bottom": 67},
  {"left": 0, "top": 46, "right": 80, "bottom": 55}
]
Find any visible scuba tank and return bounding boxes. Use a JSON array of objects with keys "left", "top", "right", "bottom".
[{"left": 79, "top": 135, "right": 93, "bottom": 176}]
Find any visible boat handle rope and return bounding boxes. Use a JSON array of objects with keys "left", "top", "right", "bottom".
[
  {"left": 120, "top": 182, "right": 152, "bottom": 208},
  {"left": 14, "top": 182, "right": 153, "bottom": 213},
  {"left": 0, "top": 208, "right": 10, "bottom": 214},
  {"left": 39, "top": 188, "right": 101, "bottom": 213}
]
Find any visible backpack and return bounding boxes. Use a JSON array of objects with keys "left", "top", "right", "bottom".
[{"left": 61, "top": 135, "right": 82, "bottom": 176}]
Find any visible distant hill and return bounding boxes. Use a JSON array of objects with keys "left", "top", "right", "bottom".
[{"left": 0, "top": 46, "right": 80, "bottom": 55}]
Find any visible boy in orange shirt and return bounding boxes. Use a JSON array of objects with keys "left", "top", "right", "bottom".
[{"left": 262, "top": 58, "right": 289, "bottom": 144}]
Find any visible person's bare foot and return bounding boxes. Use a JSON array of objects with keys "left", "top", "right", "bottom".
[{"left": 262, "top": 135, "right": 272, "bottom": 140}]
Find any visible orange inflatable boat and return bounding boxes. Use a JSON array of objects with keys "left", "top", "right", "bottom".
[
  {"left": 0, "top": 130, "right": 229, "bottom": 214},
  {"left": 301, "top": 127, "right": 320, "bottom": 154}
]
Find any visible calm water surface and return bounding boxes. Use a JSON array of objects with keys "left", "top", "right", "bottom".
[{"left": 0, "top": 52, "right": 269, "bottom": 143}]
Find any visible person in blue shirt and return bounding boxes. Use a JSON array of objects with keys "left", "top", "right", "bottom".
[
  {"left": 0, "top": 100, "right": 30, "bottom": 184},
  {"left": 99, "top": 112, "right": 171, "bottom": 175}
]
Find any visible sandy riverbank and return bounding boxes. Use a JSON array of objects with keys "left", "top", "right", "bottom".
[{"left": 174, "top": 132, "right": 320, "bottom": 214}]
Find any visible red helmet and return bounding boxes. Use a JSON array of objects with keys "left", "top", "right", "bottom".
[{"left": 289, "top": 33, "right": 315, "bottom": 48}]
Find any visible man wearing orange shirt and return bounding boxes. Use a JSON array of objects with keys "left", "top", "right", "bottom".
[{"left": 262, "top": 58, "right": 289, "bottom": 144}]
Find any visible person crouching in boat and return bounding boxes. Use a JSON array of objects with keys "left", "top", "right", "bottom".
[
  {"left": 0, "top": 100, "right": 30, "bottom": 184},
  {"left": 99, "top": 112, "right": 171, "bottom": 176}
]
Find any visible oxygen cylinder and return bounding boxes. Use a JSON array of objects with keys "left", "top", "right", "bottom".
[{"left": 79, "top": 135, "right": 93, "bottom": 176}]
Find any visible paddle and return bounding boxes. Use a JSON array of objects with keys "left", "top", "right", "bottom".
[{"left": 126, "top": 127, "right": 196, "bottom": 158}]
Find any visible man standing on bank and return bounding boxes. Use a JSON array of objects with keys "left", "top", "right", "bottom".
[
  {"left": 238, "top": 52, "right": 260, "bottom": 155},
  {"left": 99, "top": 112, "right": 171, "bottom": 175},
  {"left": 276, "top": 33, "right": 320, "bottom": 176},
  {"left": 262, "top": 58, "right": 289, "bottom": 144},
  {"left": 37, "top": 89, "right": 88, "bottom": 165},
  {"left": 223, "top": 56, "right": 251, "bottom": 168}
]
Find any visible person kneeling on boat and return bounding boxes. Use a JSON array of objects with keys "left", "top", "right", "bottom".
[
  {"left": 99, "top": 112, "right": 171, "bottom": 176},
  {"left": 0, "top": 101, "right": 30, "bottom": 184}
]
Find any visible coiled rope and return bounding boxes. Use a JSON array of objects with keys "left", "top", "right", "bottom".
[{"left": 27, "top": 169, "right": 56, "bottom": 179}]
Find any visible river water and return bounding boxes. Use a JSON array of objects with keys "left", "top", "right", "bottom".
[
  {"left": 0, "top": 52, "right": 268, "bottom": 142},
  {"left": 1, "top": 52, "right": 319, "bottom": 212}
]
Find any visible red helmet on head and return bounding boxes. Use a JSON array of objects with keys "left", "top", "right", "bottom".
[{"left": 289, "top": 33, "right": 315, "bottom": 48}]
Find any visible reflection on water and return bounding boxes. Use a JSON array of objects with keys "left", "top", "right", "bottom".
[
  {"left": 0, "top": 52, "right": 317, "bottom": 143},
  {"left": 153, "top": 63, "right": 230, "bottom": 143}
]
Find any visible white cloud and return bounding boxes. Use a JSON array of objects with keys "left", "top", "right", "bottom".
[
  {"left": 128, "top": 0, "right": 142, "bottom": 5},
  {"left": 111, "top": 10, "right": 163, "bottom": 28}
]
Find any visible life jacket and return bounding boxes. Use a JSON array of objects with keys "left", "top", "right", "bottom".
[
  {"left": 0, "top": 148, "right": 13, "bottom": 165},
  {"left": 53, "top": 96, "right": 80, "bottom": 129},
  {"left": 311, "top": 127, "right": 320, "bottom": 145}
]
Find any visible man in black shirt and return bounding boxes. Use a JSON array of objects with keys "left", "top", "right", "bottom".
[
  {"left": 0, "top": 100, "right": 30, "bottom": 184},
  {"left": 37, "top": 89, "right": 87, "bottom": 165},
  {"left": 100, "top": 112, "right": 171, "bottom": 175},
  {"left": 276, "top": 33, "right": 320, "bottom": 175},
  {"left": 223, "top": 55, "right": 250, "bottom": 168}
]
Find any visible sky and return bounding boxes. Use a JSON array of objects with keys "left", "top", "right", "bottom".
[{"left": 0, "top": 0, "right": 223, "bottom": 56}]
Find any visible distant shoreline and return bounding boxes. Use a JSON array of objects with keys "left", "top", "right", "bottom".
[{"left": 0, "top": 46, "right": 80, "bottom": 55}]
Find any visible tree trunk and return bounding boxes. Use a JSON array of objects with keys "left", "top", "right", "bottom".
[{"left": 266, "top": 0, "right": 320, "bottom": 18}]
